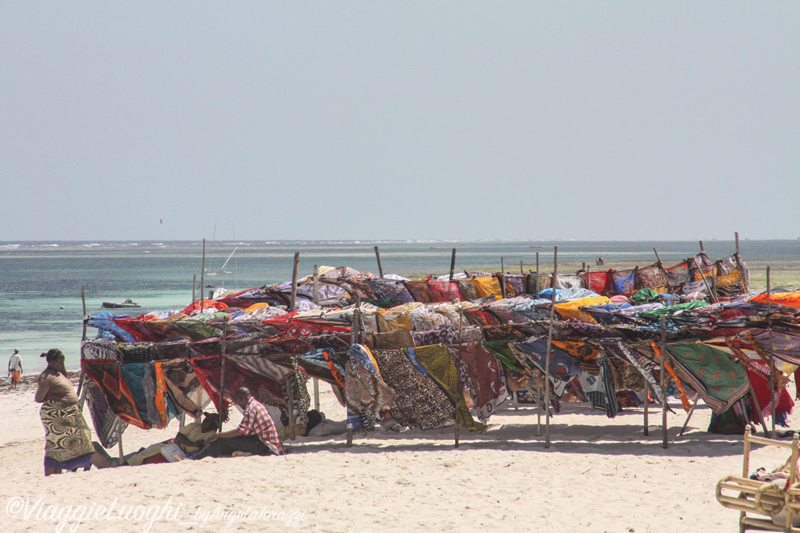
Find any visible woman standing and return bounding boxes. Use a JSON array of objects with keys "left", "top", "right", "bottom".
[{"left": 34, "top": 349, "right": 94, "bottom": 476}]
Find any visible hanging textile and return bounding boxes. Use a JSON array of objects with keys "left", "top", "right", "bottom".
[
  {"left": 664, "top": 342, "right": 749, "bottom": 414},
  {"left": 344, "top": 344, "right": 396, "bottom": 431},
  {"left": 412, "top": 344, "right": 487, "bottom": 433},
  {"left": 511, "top": 337, "right": 581, "bottom": 396},
  {"left": 370, "top": 348, "right": 453, "bottom": 430},
  {"left": 447, "top": 342, "right": 507, "bottom": 422},
  {"left": 160, "top": 358, "right": 208, "bottom": 418},
  {"left": 83, "top": 360, "right": 151, "bottom": 429},
  {"left": 85, "top": 380, "right": 127, "bottom": 449}
]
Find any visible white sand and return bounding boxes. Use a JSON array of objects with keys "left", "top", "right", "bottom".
[{"left": 0, "top": 376, "right": 796, "bottom": 532}]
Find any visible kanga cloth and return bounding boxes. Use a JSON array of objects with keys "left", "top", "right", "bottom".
[
  {"left": 83, "top": 360, "right": 151, "bottom": 429},
  {"left": 370, "top": 348, "right": 453, "bottom": 430},
  {"left": 747, "top": 292, "right": 800, "bottom": 310},
  {"left": 85, "top": 380, "right": 127, "bottom": 449},
  {"left": 511, "top": 337, "right": 581, "bottom": 397},
  {"left": 344, "top": 344, "right": 396, "bottom": 431},
  {"left": 40, "top": 401, "right": 95, "bottom": 467},
  {"left": 412, "top": 344, "right": 487, "bottom": 433},
  {"left": 664, "top": 341, "right": 750, "bottom": 414},
  {"left": 427, "top": 280, "right": 462, "bottom": 303},
  {"left": 746, "top": 359, "right": 794, "bottom": 426},
  {"left": 748, "top": 329, "right": 800, "bottom": 366},
  {"left": 160, "top": 358, "right": 208, "bottom": 418},
  {"left": 553, "top": 296, "right": 610, "bottom": 323},
  {"left": 448, "top": 343, "right": 507, "bottom": 422}
]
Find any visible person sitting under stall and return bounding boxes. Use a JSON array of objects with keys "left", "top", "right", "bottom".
[{"left": 93, "top": 412, "right": 220, "bottom": 467}]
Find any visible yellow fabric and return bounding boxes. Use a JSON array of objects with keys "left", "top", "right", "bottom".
[
  {"left": 244, "top": 303, "right": 270, "bottom": 312},
  {"left": 377, "top": 310, "right": 413, "bottom": 332},
  {"left": 749, "top": 292, "right": 800, "bottom": 310},
  {"left": 472, "top": 276, "right": 502, "bottom": 300},
  {"left": 552, "top": 296, "right": 610, "bottom": 323},
  {"left": 715, "top": 270, "right": 743, "bottom": 288}
]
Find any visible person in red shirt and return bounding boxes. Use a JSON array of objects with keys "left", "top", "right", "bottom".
[{"left": 194, "top": 387, "right": 285, "bottom": 459}]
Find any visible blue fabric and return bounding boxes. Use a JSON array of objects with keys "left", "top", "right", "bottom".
[
  {"left": 119, "top": 363, "right": 156, "bottom": 428},
  {"left": 405, "top": 347, "right": 428, "bottom": 377}
]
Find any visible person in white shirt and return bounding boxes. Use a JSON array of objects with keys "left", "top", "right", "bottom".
[{"left": 8, "top": 348, "right": 22, "bottom": 389}]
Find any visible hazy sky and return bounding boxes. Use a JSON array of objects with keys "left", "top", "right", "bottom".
[{"left": 2, "top": 3, "right": 798, "bottom": 242}]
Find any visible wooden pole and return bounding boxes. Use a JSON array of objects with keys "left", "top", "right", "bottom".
[
  {"left": 449, "top": 248, "right": 457, "bottom": 282},
  {"left": 519, "top": 260, "right": 524, "bottom": 275},
  {"left": 544, "top": 246, "right": 557, "bottom": 448},
  {"left": 312, "top": 265, "right": 319, "bottom": 304},
  {"left": 735, "top": 231, "right": 740, "bottom": 255},
  {"left": 679, "top": 396, "right": 700, "bottom": 437},
  {"left": 218, "top": 316, "right": 228, "bottom": 433},
  {"left": 192, "top": 274, "right": 197, "bottom": 303},
  {"left": 500, "top": 257, "right": 506, "bottom": 299},
  {"left": 455, "top": 307, "right": 465, "bottom": 448},
  {"left": 290, "top": 251, "right": 300, "bottom": 312},
  {"left": 767, "top": 266, "right": 776, "bottom": 439},
  {"left": 535, "top": 252, "right": 540, "bottom": 295},
  {"left": 287, "top": 370, "right": 297, "bottom": 441},
  {"left": 692, "top": 256, "right": 717, "bottom": 303},
  {"left": 200, "top": 239, "right": 206, "bottom": 312},
  {"left": 313, "top": 378, "right": 320, "bottom": 412},
  {"left": 661, "top": 315, "right": 669, "bottom": 448},
  {"left": 374, "top": 246, "right": 384, "bottom": 278},
  {"left": 77, "top": 284, "right": 87, "bottom": 398},
  {"left": 699, "top": 240, "right": 704, "bottom": 253},
  {"left": 653, "top": 247, "right": 662, "bottom": 265}
]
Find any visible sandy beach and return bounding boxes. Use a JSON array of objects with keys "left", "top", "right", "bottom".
[{"left": 1, "top": 373, "right": 797, "bottom": 533}]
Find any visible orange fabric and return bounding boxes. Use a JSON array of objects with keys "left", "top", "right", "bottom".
[
  {"left": 652, "top": 342, "right": 690, "bottom": 411},
  {"left": 749, "top": 292, "right": 800, "bottom": 310},
  {"left": 180, "top": 300, "right": 229, "bottom": 315}
]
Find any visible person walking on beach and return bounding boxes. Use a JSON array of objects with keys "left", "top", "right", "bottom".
[
  {"left": 8, "top": 348, "right": 22, "bottom": 389},
  {"left": 194, "top": 387, "right": 285, "bottom": 459}
]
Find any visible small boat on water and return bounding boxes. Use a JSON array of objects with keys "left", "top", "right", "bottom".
[{"left": 101, "top": 299, "right": 140, "bottom": 309}]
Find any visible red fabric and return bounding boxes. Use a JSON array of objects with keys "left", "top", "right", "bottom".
[
  {"left": 179, "top": 300, "right": 229, "bottom": 315},
  {"left": 427, "top": 281, "right": 462, "bottom": 303},
  {"left": 747, "top": 364, "right": 794, "bottom": 424},
  {"left": 142, "top": 454, "right": 168, "bottom": 465},
  {"left": 585, "top": 271, "right": 612, "bottom": 294}
]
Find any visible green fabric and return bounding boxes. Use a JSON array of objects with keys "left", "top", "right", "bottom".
[
  {"left": 665, "top": 342, "right": 749, "bottom": 414},
  {"left": 483, "top": 340, "right": 525, "bottom": 372},
  {"left": 629, "top": 288, "right": 659, "bottom": 306},
  {"left": 413, "top": 345, "right": 487, "bottom": 433},
  {"left": 638, "top": 300, "right": 708, "bottom": 318},
  {"left": 175, "top": 319, "right": 220, "bottom": 341}
]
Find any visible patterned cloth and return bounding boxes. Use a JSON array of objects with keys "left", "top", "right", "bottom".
[
  {"left": 84, "top": 360, "right": 151, "bottom": 429},
  {"left": 239, "top": 397, "right": 285, "bottom": 455},
  {"left": 448, "top": 343, "right": 507, "bottom": 422},
  {"left": 664, "top": 341, "right": 750, "bottom": 414},
  {"left": 412, "top": 344, "right": 487, "bottom": 433},
  {"left": 344, "top": 344, "right": 396, "bottom": 431},
  {"left": 85, "top": 380, "right": 127, "bottom": 449},
  {"left": 40, "top": 401, "right": 95, "bottom": 468},
  {"left": 370, "top": 348, "right": 453, "bottom": 430}
]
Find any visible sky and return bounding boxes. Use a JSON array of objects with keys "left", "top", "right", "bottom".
[{"left": 1, "top": 3, "right": 798, "bottom": 242}]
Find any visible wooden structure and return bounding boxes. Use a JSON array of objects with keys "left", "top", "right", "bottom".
[{"left": 716, "top": 427, "right": 800, "bottom": 532}]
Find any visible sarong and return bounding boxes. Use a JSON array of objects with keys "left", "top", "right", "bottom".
[{"left": 40, "top": 401, "right": 94, "bottom": 470}]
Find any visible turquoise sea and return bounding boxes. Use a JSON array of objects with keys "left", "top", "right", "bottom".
[{"left": 2, "top": 239, "right": 799, "bottom": 373}]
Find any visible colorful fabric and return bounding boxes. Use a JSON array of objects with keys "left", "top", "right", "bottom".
[
  {"left": 472, "top": 276, "right": 503, "bottom": 300},
  {"left": 448, "top": 343, "right": 507, "bottom": 422},
  {"left": 344, "top": 344, "right": 395, "bottom": 431},
  {"left": 40, "top": 401, "right": 95, "bottom": 467},
  {"left": 511, "top": 337, "right": 581, "bottom": 396},
  {"left": 83, "top": 360, "right": 151, "bottom": 429},
  {"left": 85, "top": 380, "right": 127, "bottom": 449},
  {"left": 748, "top": 330, "right": 800, "bottom": 366},
  {"left": 370, "top": 348, "right": 453, "bottom": 430},
  {"left": 748, "top": 292, "right": 800, "bottom": 309},
  {"left": 427, "top": 280, "right": 463, "bottom": 303},
  {"left": 160, "top": 359, "right": 208, "bottom": 418},
  {"left": 192, "top": 356, "right": 287, "bottom": 416},
  {"left": 553, "top": 296, "right": 610, "bottom": 323},
  {"left": 610, "top": 269, "right": 635, "bottom": 295},
  {"left": 403, "top": 280, "right": 432, "bottom": 303},
  {"left": 664, "top": 342, "right": 750, "bottom": 414},
  {"left": 746, "top": 360, "right": 794, "bottom": 426},
  {"left": 412, "top": 344, "right": 487, "bottom": 433},
  {"left": 239, "top": 397, "right": 285, "bottom": 455}
]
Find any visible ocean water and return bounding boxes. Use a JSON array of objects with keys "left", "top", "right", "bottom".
[{"left": 2, "top": 239, "right": 798, "bottom": 373}]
